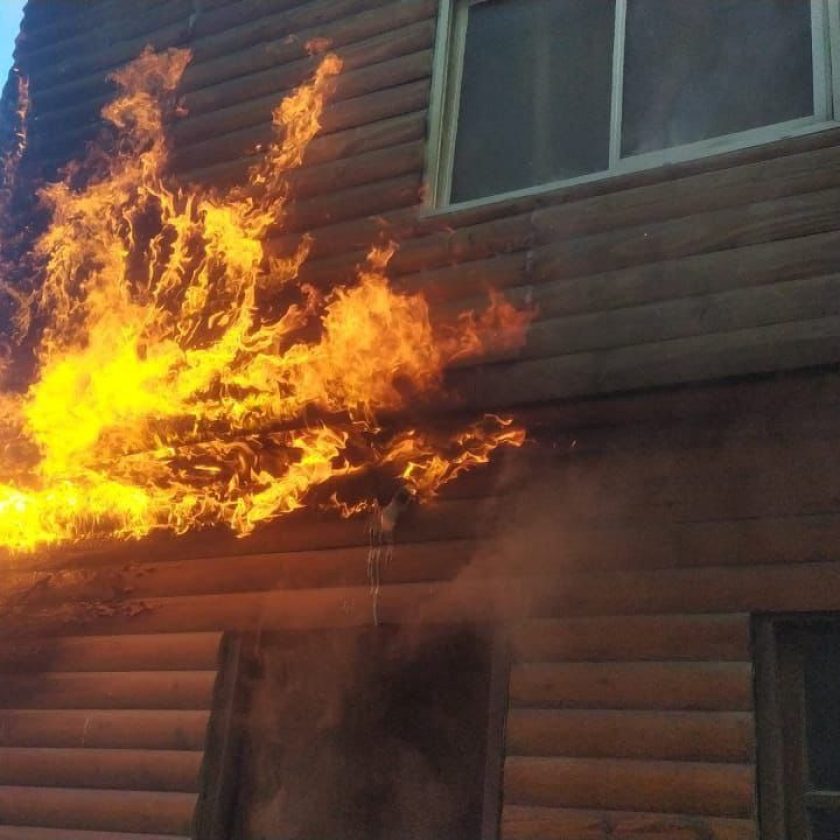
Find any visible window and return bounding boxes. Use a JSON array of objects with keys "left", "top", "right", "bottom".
[
  {"left": 755, "top": 615, "right": 840, "bottom": 840},
  {"left": 201, "top": 626, "right": 507, "bottom": 840},
  {"left": 427, "top": 0, "right": 840, "bottom": 207}
]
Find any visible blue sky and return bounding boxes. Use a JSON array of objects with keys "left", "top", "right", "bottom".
[{"left": 0, "top": 0, "right": 25, "bottom": 83}]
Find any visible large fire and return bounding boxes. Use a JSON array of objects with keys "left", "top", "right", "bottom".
[{"left": 0, "top": 47, "right": 532, "bottom": 553}]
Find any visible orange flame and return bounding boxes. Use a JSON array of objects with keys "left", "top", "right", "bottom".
[{"left": 0, "top": 48, "right": 533, "bottom": 553}]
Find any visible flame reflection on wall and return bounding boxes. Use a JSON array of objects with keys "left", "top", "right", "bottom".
[{"left": 0, "top": 48, "right": 533, "bottom": 553}]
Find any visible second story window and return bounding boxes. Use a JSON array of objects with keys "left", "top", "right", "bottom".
[{"left": 427, "top": 0, "right": 839, "bottom": 207}]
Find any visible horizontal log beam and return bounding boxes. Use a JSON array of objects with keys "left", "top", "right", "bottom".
[
  {"left": 503, "top": 756, "right": 754, "bottom": 818},
  {"left": 177, "top": 107, "right": 427, "bottom": 181},
  {"left": 534, "top": 187, "right": 840, "bottom": 282},
  {"left": 180, "top": 47, "right": 433, "bottom": 142},
  {"left": 0, "top": 671, "right": 217, "bottom": 711},
  {"left": 501, "top": 805, "right": 755, "bottom": 840},
  {"left": 0, "top": 826, "right": 189, "bottom": 840},
  {"left": 1, "top": 494, "right": 487, "bottom": 577},
  {"left": 184, "top": 0, "right": 435, "bottom": 93},
  {"left": 1, "top": 539, "right": 476, "bottom": 610},
  {"left": 281, "top": 172, "right": 420, "bottom": 233},
  {"left": 19, "top": 0, "right": 189, "bottom": 66},
  {"left": 0, "top": 748, "right": 202, "bottom": 793},
  {"left": 532, "top": 141, "right": 840, "bottom": 242},
  {"left": 20, "top": 1, "right": 191, "bottom": 81},
  {"left": 0, "top": 633, "right": 221, "bottom": 673},
  {"left": 285, "top": 139, "right": 425, "bottom": 202},
  {"left": 452, "top": 314, "right": 840, "bottom": 409},
  {"left": 509, "top": 662, "right": 753, "bottom": 711},
  {"left": 183, "top": 19, "right": 436, "bottom": 119},
  {"left": 30, "top": 39, "right": 434, "bottom": 158},
  {"left": 0, "top": 786, "right": 196, "bottom": 835},
  {"left": 11, "top": 558, "right": 840, "bottom": 640},
  {"left": 506, "top": 273, "right": 840, "bottom": 365},
  {"left": 0, "top": 577, "right": 527, "bottom": 638},
  {"left": 0, "top": 710, "right": 210, "bottom": 750},
  {"left": 532, "top": 229, "right": 840, "bottom": 319},
  {"left": 510, "top": 615, "right": 751, "bottom": 662},
  {"left": 32, "top": 0, "right": 361, "bottom": 115},
  {"left": 506, "top": 709, "right": 754, "bottom": 763},
  {"left": 530, "top": 561, "right": 840, "bottom": 619}
]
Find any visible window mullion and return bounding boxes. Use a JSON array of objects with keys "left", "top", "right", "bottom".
[
  {"left": 608, "top": 0, "right": 628, "bottom": 170},
  {"left": 827, "top": 0, "right": 840, "bottom": 120},
  {"left": 438, "top": 0, "right": 470, "bottom": 206},
  {"left": 812, "top": 0, "right": 831, "bottom": 120}
]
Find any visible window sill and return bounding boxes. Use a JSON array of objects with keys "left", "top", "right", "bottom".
[{"left": 420, "top": 119, "right": 840, "bottom": 223}]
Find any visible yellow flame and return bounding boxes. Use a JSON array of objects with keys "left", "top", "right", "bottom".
[{"left": 0, "top": 48, "right": 533, "bottom": 553}]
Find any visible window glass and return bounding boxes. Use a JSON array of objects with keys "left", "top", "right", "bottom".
[
  {"left": 231, "top": 627, "right": 492, "bottom": 840},
  {"left": 809, "top": 809, "right": 840, "bottom": 840},
  {"left": 450, "top": 0, "right": 615, "bottom": 203},
  {"left": 622, "top": 0, "right": 814, "bottom": 156},
  {"left": 803, "top": 625, "right": 840, "bottom": 790}
]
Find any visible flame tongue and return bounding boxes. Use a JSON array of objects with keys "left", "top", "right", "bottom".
[{"left": 0, "top": 48, "right": 533, "bottom": 553}]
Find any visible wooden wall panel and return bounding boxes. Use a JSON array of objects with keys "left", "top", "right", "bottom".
[
  {"left": 10, "top": 1, "right": 840, "bottom": 837},
  {"left": 0, "top": 828, "right": 188, "bottom": 840},
  {"left": 509, "top": 615, "right": 751, "bottom": 662},
  {"left": 505, "top": 710, "right": 754, "bottom": 763},
  {"left": 0, "top": 788, "right": 195, "bottom": 836},
  {"left": 503, "top": 757, "right": 754, "bottom": 818},
  {"left": 0, "top": 631, "right": 221, "bottom": 837},
  {"left": 0, "top": 710, "right": 210, "bottom": 750},
  {"left": 501, "top": 806, "right": 756, "bottom": 840},
  {"left": 14, "top": 0, "right": 840, "bottom": 412}
]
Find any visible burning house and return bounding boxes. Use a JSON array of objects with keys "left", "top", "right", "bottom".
[{"left": 0, "top": 0, "right": 839, "bottom": 838}]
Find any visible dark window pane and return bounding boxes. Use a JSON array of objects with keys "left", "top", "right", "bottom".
[
  {"left": 622, "top": 0, "right": 814, "bottom": 156},
  {"left": 231, "top": 627, "right": 492, "bottom": 840},
  {"left": 809, "top": 808, "right": 840, "bottom": 840},
  {"left": 451, "top": 0, "right": 615, "bottom": 203},
  {"left": 803, "top": 626, "right": 840, "bottom": 790}
]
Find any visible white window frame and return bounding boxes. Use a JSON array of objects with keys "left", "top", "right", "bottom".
[{"left": 425, "top": 0, "right": 840, "bottom": 212}]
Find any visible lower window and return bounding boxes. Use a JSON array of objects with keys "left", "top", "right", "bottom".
[
  {"left": 218, "top": 625, "right": 504, "bottom": 840},
  {"left": 755, "top": 615, "right": 840, "bottom": 840}
]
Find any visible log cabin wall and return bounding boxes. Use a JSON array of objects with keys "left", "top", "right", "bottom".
[{"left": 2, "top": 1, "right": 840, "bottom": 838}]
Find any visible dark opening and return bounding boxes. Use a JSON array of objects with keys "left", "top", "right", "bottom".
[
  {"left": 229, "top": 625, "right": 495, "bottom": 840},
  {"left": 755, "top": 615, "right": 840, "bottom": 840}
]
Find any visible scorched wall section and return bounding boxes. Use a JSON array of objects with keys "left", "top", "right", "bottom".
[{"left": 4, "top": 1, "right": 840, "bottom": 839}]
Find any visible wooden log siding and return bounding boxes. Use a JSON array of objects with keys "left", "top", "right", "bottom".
[
  {"left": 9, "top": 2, "right": 840, "bottom": 838},
  {"left": 4, "top": 379, "right": 840, "bottom": 834},
  {"left": 0, "top": 632, "right": 222, "bottom": 837}
]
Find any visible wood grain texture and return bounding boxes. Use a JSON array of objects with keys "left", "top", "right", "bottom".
[
  {"left": 0, "top": 633, "right": 222, "bottom": 673},
  {"left": 510, "top": 615, "right": 751, "bottom": 662},
  {"left": 0, "top": 747, "right": 202, "bottom": 792},
  {"left": 529, "top": 562, "right": 840, "bottom": 618},
  {"left": 0, "top": 709, "right": 210, "bottom": 750},
  {"left": 0, "top": 540, "right": 475, "bottom": 609},
  {"left": 0, "top": 671, "right": 217, "bottom": 711},
  {"left": 506, "top": 709, "right": 754, "bottom": 763},
  {"left": 503, "top": 756, "right": 754, "bottom": 818},
  {"left": 0, "top": 787, "right": 196, "bottom": 835},
  {"left": 509, "top": 662, "right": 753, "bottom": 711},
  {"left": 0, "top": 828, "right": 188, "bottom": 840},
  {"left": 501, "top": 805, "right": 756, "bottom": 840},
  {"left": 179, "top": 108, "right": 428, "bottom": 182},
  {"left": 453, "top": 315, "right": 840, "bottom": 409}
]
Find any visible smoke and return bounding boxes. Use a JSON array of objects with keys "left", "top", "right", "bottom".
[{"left": 230, "top": 624, "right": 491, "bottom": 840}]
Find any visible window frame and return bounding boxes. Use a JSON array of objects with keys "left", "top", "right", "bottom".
[
  {"left": 199, "top": 626, "right": 510, "bottom": 840},
  {"left": 425, "top": 0, "right": 840, "bottom": 212},
  {"left": 754, "top": 614, "right": 840, "bottom": 840}
]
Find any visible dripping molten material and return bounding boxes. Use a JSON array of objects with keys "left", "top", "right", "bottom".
[{"left": 0, "top": 48, "right": 533, "bottom": 552}]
